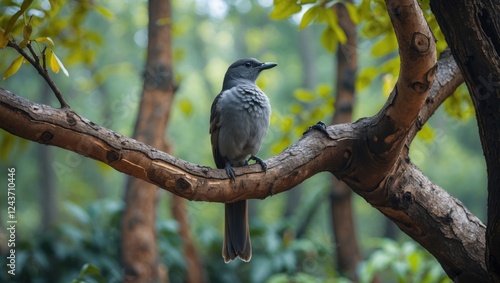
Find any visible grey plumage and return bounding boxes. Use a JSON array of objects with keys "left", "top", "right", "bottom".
[{"left": 210, "top": 58, "right": 276, "bottom": 262}]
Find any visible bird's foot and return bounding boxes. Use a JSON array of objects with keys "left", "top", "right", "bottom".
[
  {"left": 248, "top": 155, "right": 267, "bottom": 172},
  {"left": 224, "top": 160, "right": 236, "bottom": 180},
  {"left": 303, "top": 121, "right": 331, "bottom": 139}
]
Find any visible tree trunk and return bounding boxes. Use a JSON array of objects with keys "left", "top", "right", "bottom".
[
  {"left": 329, "top": 3, "right": 362, "bottom": 281},
  {"left": 171, "top": 195, "right": 206, "bottom": 283},
  {"left": 121, "top": 0, "right": 175, "bottom": 282},
  {"left": 430, "top": 0, "right": 500, "bottom": 280}
]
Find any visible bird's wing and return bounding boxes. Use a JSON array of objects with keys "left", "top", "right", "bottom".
[{"left": 210, "top": 92, "right": 226, "bottom": 169}]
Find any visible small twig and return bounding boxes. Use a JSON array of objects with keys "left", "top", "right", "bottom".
[
  {"left": 7, "top": 40, "right": 70, "bottom": 109},
  {"left": 42, "top": 47, "right": 47, "bottom": 71},
  {"left": 27, "top": 43, "right": 39, "bottom": 64}
]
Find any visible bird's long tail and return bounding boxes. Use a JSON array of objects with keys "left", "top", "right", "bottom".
[{"left": 223, "top": 200, "right": 251, "bottom": 262}]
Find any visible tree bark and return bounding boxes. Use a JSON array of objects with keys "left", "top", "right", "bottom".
[
  {"left": 0, "top": 0, "right": 492, "bottom": 281},
  {"left": 170, "top": 195, "right": 206, "bottom": 283},
  {"left": 121, "top": 0, "right": 174, "bottom": 282},
  {"left": 430, "top": 0, "right": 500, "bottom": 281},
  {"left": 329, "top": 3, "right": 362, "bottom": 281}
]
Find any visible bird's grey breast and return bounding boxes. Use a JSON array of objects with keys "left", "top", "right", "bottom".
[{"left": 216, "top": 84, "right": 271, "bottom": 164}]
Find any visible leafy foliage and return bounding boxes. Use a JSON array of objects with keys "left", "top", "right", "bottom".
[
  {"left": 72, "top": 264, "right": 105, "bottom": 283},
  {"left": 0, "top": 200, "right": 123, "bottom": 283},
  {"left": 0, "top": 0, "right": 109, "bottom": 79},
  {"left": 358, "top": 239, "right": 452, "bottom": 283},
  {"left": 271, "top": 84, "right": 334, "bottom": 154},
  {"left": 269, "top": 0, "right": 472, "bottom": 119}
]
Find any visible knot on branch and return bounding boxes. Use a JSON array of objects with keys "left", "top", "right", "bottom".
[
  {"left": 411, "top": 32, "right": 431, "bottom": 53},
  {"left": 106, "top": 150, "right": 121, "bottom": 163},
  {"left": 175, "top": 177, "right": 192, "bottom": 192},
  {"left": 410, "top": 82, "right": 429, "bottom": 93},
  {"left": 426, "top": 63, "right": 438, "bottom": 83},
  {"left": 66, "top": 111, "right": 77, "bottom": 126},
  {"left": 409, "top": 63, "right": 438, "bottom": 93},
  {"left": 40, "top": 131, "right": 54, "bottom": 143}
]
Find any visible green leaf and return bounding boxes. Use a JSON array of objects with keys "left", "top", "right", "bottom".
[
  {"left": 322, "top": 9, "right": 347, "bottom": 44},
  {"left": 4, "top": 0, "right": 33, "bottom": 35},
  {"left": 64, "top": 202, "right": 90, "bottom": 224},
  {"left": 320, "top": 27, "right": 338, "bottom": 53},
  {"left": 324, "top": 8, "right": 338, "bottom": 30},
  {"left": 0, "top": 28, "right": 9, "bottom": 48},
  {"left": 294, "top": 88, "right": 315, "bottom": 102},
  {"left": 299, "top": 6, "right": 318, "bottom": 30},
  {"left": 4, "top": 10, "right": 23, "bottom": 36},
  {"left": 345, "top": 3, "right": 360, "bottom": 25},
  {"left": 49, "top": 50, "right": 69, "bottom": 76},
  {"left": 3, "top": 56, "right": 24, "bottom": 80},
  {"left": 444, "top": 84, "right": 473, "bottom": 120},
  {"left": 362, "top": 19, "right": 386, "bottom": 38},
  {"left": 19, "top": 23, "right": 32, "bottom": 48},
  {"left": 371, "top": 34, "right": 398, "bottom": 57},
  {"left": 178, "top": 98, "right": 193, "bottom": 116},
  {"left": 280, "top": 116, "right": 294, "bottom": 132},
  {"left": 382, "top": 73, "right": 396, "bottom": 97},
  {"left": 271, "top": 136, "right": 291, "bottom": 154},
  {"left": 49, "top": 49, "right": 60, "bottom": 73},
  {"left": 94, "top": 5, "right": 114, "bottom": 20},
  {"left": 407, "top": 252, "right": 421, "bottom": 274},
  {"left": 20, "top": 0, "right": 34, "bottom": 11},
  {"left": 316, "top": 84, "right": 331, "bottom": 98},
  {"left": 270, "top": 0, "right": 302, "bottom": 20},
  {"left": 80, "top": 263, "right": 101, "bottom": 276},
  {"left": 22, "top": 23, "right": 32, "bottom": 41},
  {"left": 34, "top": 37, "right": 55, "bottom": 49},
  {"left": 356, "top": 67, "right": 378, "bottom": 90},
  {"left": 290, "top": 103, "right": 302, "bottom": 114}
]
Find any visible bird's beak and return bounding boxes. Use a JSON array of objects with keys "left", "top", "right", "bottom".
[{"left": 257, "top": 62, "right": 277, "bottom": 70}]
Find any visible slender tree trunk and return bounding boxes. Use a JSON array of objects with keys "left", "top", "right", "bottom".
[
  {"left": 329, "top": 3, "right": 362, "bottom": 281},
  {"left": 171, "top": 195, "right": 206, "bottom": 283},
  {"left": 121, "top": 1, "right": 205, "bottom": 282},
  {"left": 430, "top": 0, "right": 500, "bottom": 280},
  {"left": 121, "top": 0, "right": 175, "bottom": 282}
]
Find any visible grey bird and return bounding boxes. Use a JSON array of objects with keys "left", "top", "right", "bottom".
[{"left": 210, "top": 58, "right": 277, "bottom": 262}]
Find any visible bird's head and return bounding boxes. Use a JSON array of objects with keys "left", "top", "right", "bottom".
[{"left": 222, "top": 58, "right": 277, "bottom": 89}]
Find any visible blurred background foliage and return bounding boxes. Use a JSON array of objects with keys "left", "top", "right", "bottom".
[{"left": 0, "top": 0, "right": 484, "bottom": 282}]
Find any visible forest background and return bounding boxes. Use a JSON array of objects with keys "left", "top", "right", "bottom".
[{"left": 0, "top": 0, "right": 486, "bottom": 282}]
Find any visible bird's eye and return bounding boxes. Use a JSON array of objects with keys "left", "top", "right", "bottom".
[{"left": 244, "top": 61, "right": 252, "bottom": 68}]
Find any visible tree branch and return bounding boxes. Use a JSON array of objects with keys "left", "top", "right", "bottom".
[
  {"left": 378, "top": 158, "right": 488, "bottom": 282},
  {"left": 0, "top": 87, "right": 349, "bottom": 202},
  {"left": 407, "top": 49, "right": 464, "bottom": 144},
  {"left": 7, "top": 40, "right": 70, "bottom": 109}
]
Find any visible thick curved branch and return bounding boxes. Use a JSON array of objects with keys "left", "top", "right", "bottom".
[
  {"left": 338, "top": 0, "right": 437, "bottom": 193},
  {"left": 0, "top": 87, "right": 349, "bottom": 202},
  {"left": 407, "top": 49, "right": 464, "bottom": 144},
  {"left": 377, "top": 158, "right": 488, "bottom": 282}
]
